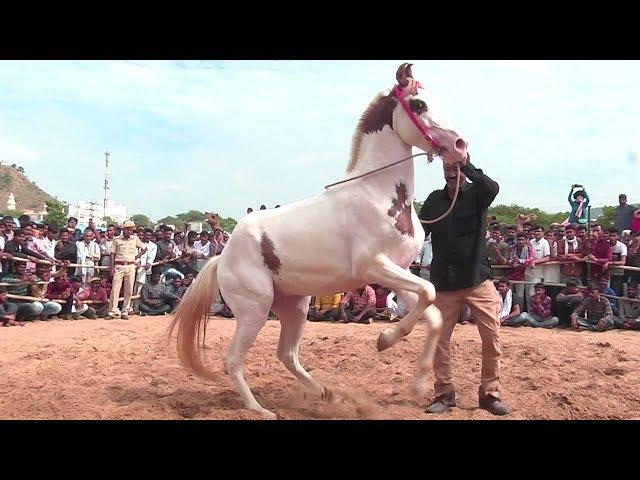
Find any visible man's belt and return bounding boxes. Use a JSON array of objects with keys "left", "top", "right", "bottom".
[{"left": 115, "top": 260, "right": 137, "bottom": 265}]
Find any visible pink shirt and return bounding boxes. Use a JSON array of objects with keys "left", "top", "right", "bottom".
[{"left": 341, "top": 286, "right": 376, "bottom": 312}]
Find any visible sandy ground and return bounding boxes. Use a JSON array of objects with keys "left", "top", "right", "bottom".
[{"left": 0, "top": 315, "right": 638, "bottom": 420}]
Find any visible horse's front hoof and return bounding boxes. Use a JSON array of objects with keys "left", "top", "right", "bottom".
[{"left": 376, "top": 328, "right": 396, "bottom": 351}]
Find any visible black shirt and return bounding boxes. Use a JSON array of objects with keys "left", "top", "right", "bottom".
[
  {"left": 419, "top": 161, "right": 499, "bottom": 292},
  {"left": 55, "top": 241, "right": 78, "bottom": 263}
]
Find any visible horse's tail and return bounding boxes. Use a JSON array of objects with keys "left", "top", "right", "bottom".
[{"left": 167, "top": 255, "right": 221, "bottom": 381}]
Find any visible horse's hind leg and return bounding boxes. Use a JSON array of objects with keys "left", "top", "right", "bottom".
[
  {"left": 220, "top": 272, "right": 275, "bottom": 419},
  {"left": 271, "top": 294, "right": 324, "bottom": 396}
]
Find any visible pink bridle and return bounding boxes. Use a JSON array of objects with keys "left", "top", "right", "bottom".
[{"left": 393, "top": 79, "right": 441, "bottom": 150}]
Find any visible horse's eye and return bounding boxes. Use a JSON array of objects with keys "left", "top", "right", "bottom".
[{"left": 410, "top": 99, "right": 427, "bottom": 113}]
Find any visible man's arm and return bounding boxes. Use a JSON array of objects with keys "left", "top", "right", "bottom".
[
  {"left": 501, "top": 303, "right": 521, "bottom": 323},
  {"left": 572, "top": 298, "right": 588, "bottom": 317},
  {"left": 460, "top": 160, "right": 500, "bottom": 207}
]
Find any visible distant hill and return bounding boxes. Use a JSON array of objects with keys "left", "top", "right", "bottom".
[{"left": 0, "top": 164, "right": 59, "bottom": 213}]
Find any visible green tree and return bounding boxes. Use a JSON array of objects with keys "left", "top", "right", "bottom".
[
  {"left": 156, "top": 216, "right": 179, "bottom": 226},
  {"left": 219, "top": 217, "right": 237, "bottom": 232},
  {"left": 102, "top": 216, "right": 118, "bottom": 227},
  {"left": 131, "top": 213, "right": 154, "bottom": 229},
  {"left": 595, "top": 205, "right": 616, "bottom": 229},
  {"left": 44, "top": 200, "right": 67, "bottom": 229},
  {"left": 4, "top": 209, "right": 23, "bottom": 219}
]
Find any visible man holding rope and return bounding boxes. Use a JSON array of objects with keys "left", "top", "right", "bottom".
[
  {"left": 106, "top": 220, "right": 147, "bottom": 320},
  {"left": 419, "top": 158, "right": 510, "bottom": 416}
]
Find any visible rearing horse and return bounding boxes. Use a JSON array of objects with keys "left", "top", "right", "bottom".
[{"left": 169, "top": 63, "right": 469, "bottom": 418}]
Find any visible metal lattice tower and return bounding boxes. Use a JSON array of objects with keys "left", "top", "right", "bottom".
[{"left": 103, "top": 150, "right": 110, "bottom": 214}]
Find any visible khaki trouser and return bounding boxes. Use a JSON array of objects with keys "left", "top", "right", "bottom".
[
  {"left": 108, "top": 264, "right": 136, "bottom": 316},
  {"left": 433, "top": 279, "right": 502, "bottom": 399}
]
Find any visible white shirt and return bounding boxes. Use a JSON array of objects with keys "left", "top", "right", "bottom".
[
  {"left": 136, "top": 241, "right": 158, "bottom": 283},
  {"left": 611, "top": 240, "right": 628, "bottom": 276},
  {"left": 75, "top": 240, "right": 101, "bottom": 276},
  {"left": 0, "top": 235, "right": 4, "bottom": 273},
  {"left": 528, "top": 238, "right": 550, "bottom": 280},
  {"left": 41, "top": 237, "right": 57, "bottom": 259},
  {"left": 193, "top": 240, "right": 212, "bottom": 271}
]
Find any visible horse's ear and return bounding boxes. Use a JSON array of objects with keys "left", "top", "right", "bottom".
[{"left": 396, "top": 63, "right": 414, "bottom": 87}]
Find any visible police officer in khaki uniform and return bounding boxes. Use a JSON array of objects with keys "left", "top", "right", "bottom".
[{"left": 107, "top": 220, "right": 147, "bottom": 320}]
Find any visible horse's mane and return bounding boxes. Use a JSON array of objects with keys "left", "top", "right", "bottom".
[{"left": 347, "top": 91, "right": 397, "bottom": 173}]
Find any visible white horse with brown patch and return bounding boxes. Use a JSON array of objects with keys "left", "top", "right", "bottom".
[{"left": 169, "top": 63, "right": 469, "bottom": 418}]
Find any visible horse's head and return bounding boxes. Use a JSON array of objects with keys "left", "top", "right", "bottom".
[{"left": 391, "top": 63, "right": 468, "bottom": 165}]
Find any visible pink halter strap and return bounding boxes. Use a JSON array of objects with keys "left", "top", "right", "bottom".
[{"left": 393, "top": 80, "right": 440, "bottom": 149}]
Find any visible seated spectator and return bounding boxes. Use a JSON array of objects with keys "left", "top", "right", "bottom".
[
  {"left": 385, "top": 291, "right": 408, "bottom": 321},
  {"left": 505, "top": 283, "right": 559, "bottom": 328},
  {"left": 46, "top": 274, "right": 74, "bottom": 319},
  {"left": 87, "top": 277, "right": 109, "bottom": 318},
  {"left": 164, "top": 276, "right": 185, "bottom": 313},
  {"left": 69, "top": 275, "right": 98, "bottom": 319},
  {"left": 496, "top": 279, "right": 522, "bottom": 326},
  {"left": 139, "top": 271, "right": 172, "bottom": 316},
  {"left": 174, "top": 252, "right": 198, "bottom": 277},
  {"left": 371, "top": 284, "right": 393, "bottom": 321},
  {"left": 555, "top": 280, "right": 584, "bottom": 328},
  {"left": 0, "top": 262, "right": 45, "bottom": 321},
  {"left": 212, "top": 293, "right": 234, "bottom": 318},
  {"left": 613, "top": 283, "right": 640, "bottom": 330},
  {"left": 413, "top": 234, "right": 432, "bottom": 281},
  {"left": 181, "top": 272, "right": 195, "bottom": 289},
  {"left": 308, "top": 292, "right": 342, "bottom": 322},
  {"left": 335, "top": 285, "right": 376, "bottom": 324},
  {"left": 571, "top": 282, "right": 614, "bottom": 332},
  {"left": 31, "top": 267, "right": 63, "bottom": 320},
  {"left": 0, "top": 291, "right": 21, "bottom": 326},
  {"left": 598, "top": 275, "right": 619, "bottom": 315}
]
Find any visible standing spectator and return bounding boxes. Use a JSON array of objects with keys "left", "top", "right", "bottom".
[
  {"left": 193, "top": 231, "right": 213, "bottom": 272},
  {"left": 418, "top": 159, "right": 509, "bottom": 416},
  {"left": 631, "top": 208, "right": 640, "bottom": 234},
  {"left": 3, "top": 228, "right": 49, "bottom": 271},
  {"left": 3, "top": 216, "right": 15, "bottom": 241},
  {"left": 41, "top": 227, "right": 58, "bottom": 263},
  {"left": 75, "top": 229, "right": 101, "bottom": 284},
  {"left": 555, "top": 281, "right": 584, "bottom": 328},
  {"left": 107, "top": 220, "right": 147, "bottom": 320},
  {"left": 133, "top": 228, "right": 158, "bottom": 313},
  {"left": 614, "top": 194, "right": 636, "bottom": 235},
  {"left": 556, "top": 225, "right": 585, "bottom": 285},
  {"left": 336, "top": 285, "right": 376, "bottom": 324},
  {"left": 626, "top": 233, "right": 640, "bottom": 286},
  {"left": 567, "top": 185, "right": 589, "bottom": 225},
  {"left": 504, "top": 225, "right": 517, "bottom": 247},
  {"left": 55, "top": 230, "right": 78, "bottom": 264},
  {"left": 486, "top": 225, "right": 510, "bottom": 278},
  {"left": 613, "top": 283, "right": 640, "bottom": 329},
  {"left": 17, "top": 214, "right": 31, "bottom": 229},
  {"left": 507, "top": 233, "right": 535, "bottom": 309},
  {"left": 511, "top": 283, "right": 559, "bottom": 328},
  {"left": 586, "top": 228, "right": 613, "bottom": 280},
  {"left": 66, "top": 217, "right": 83, "bottom": 241},
  {"left": 99, "top": 225, "right": 117, "bottom": 267},
  {"left": 155, "top": 226, "right": 177, "bottom": 273},
  {"left": 212, "top": 229, "right": 226, "bottom": 256},
  {"left": 571, "top": 282, "right": 614, "bottom": 331},
  {"left": 524, "top": 226, "right": 550, "bottom": 309},
  {"left": 603, "top": 228, "right": 627, "bottom": 296}
]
